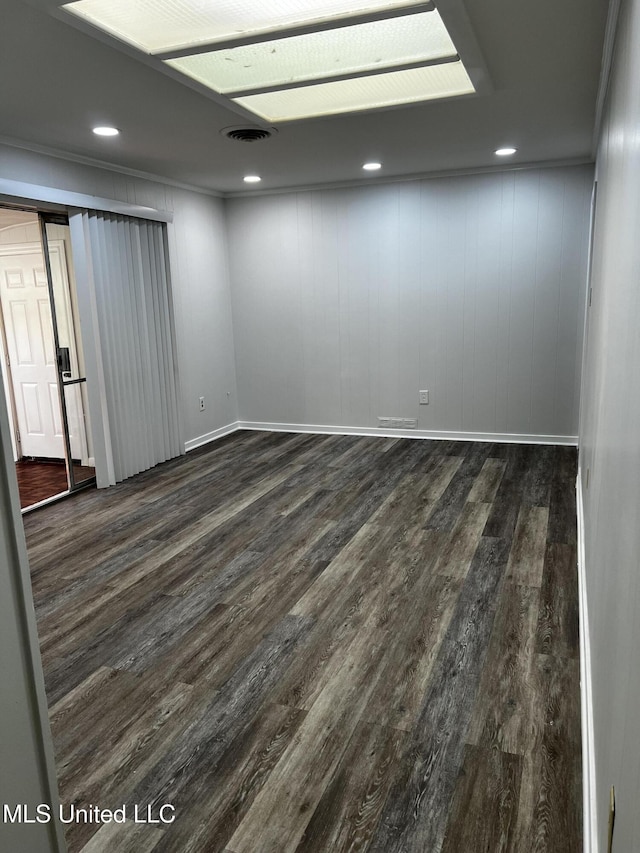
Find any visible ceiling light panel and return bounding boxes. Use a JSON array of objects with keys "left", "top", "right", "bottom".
[
  {"left": 165, "top": 11, "right": 455, "bottom": 94},
  {"left": 92, "top": 126, "right": 119, "bottom": 136},
  {"left": 63, "top": 0, "right": 428, "bottom": 54},
  {"left": 233, "top": 61, "right": 474, "bottom": 122}
]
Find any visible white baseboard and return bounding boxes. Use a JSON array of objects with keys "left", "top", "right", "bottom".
[
  {"left": 184, "top": 421, "right": 240, "bottom": 452},
  {"left": 577, "top": 467, "right": 598, "bottom": 853},
  {"left": 185, "top": 419, "right": 578, "bottom": 453},
  {"left": 236, "top": 420, "right": 578, "bottom": 446}
]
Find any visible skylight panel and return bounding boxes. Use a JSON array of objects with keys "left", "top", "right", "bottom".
[
  {"left": 165, "top": 11, "right": 455, "bottom": 94},
  {"left": 62, "top": 0, "right": 429, "bottom": 54},
  {"left": 61, "top": 0, "right": 479, "bottom": 123},
  {"left": 232, "top": 61, "right": 474, "bottom": 122}
]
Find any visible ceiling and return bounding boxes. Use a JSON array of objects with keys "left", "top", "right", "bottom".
[{"left": 0, "top": 0, "right": 609, "bottom": 195}]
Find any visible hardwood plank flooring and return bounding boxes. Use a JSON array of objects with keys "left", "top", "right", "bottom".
[
  {"left": 23, "top": 431, "right": 581, "bottom": 853},
  {"left": 16, "top": 458, "right": 95, "bottom": 508},
  {"left": 440, "top": 744, "right": 522, "bottom": 853}
]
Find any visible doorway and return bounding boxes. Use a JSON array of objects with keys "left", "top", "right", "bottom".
[{"left": 0, "top": 206, "right": 95, "bottom": 509}]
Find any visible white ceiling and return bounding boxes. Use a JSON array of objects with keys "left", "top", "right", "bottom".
[{"left": 1, "top": 0, "right": 609, "bottom": 195}]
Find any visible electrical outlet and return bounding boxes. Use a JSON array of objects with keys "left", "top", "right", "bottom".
[
  {"left": 419, "top": 390, "right": 429, "bottom": 405},
  {"left": 199, "top": 396, "right": 205, "bottom": 411}
]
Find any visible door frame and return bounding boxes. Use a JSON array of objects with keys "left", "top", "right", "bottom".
[
  {"left": 39, "top": 213, "right": 93, "bottom": 491},
  {"left": 0, "top": 207, "right": 97, "bottom": 503},
  {"left": 0, "top": 235, "right": 92, "bottom": 467}
]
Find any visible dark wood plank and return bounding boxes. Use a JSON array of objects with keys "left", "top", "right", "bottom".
[
  {"left": 295, "top": 722, "right": 408, "bottom": 853},
  {"left": 424, "top": 442, "right": 492, "bottom": 531},
  {"left": 535, "top": 543, "right": 579, "bottom": 658},
  {"left": 57, "top": 677, "right": 195, "bottom": 851},
  {"left": 467, "top": 457, "right": 506, "bottom": 503},
  {"left": 151, "top": 703, "right": 307, "bottom": 853},
  {"left": 276, "top": 524, "right": 407, "bottom": 711},
  {"left": 520, "top": 444, "right": 554, "bottom": 507},
  {"left": 225, "top": 611, "right": 393, "bottom": 851},
  {"left": 505, "top": 504, "right": 549, "bottom": 587},
  {"left": 80, "top": 823, "right": 164, "bottom": 852},
  {"left": 368, "top": 536, "right": 511, "bottom": 853},
  {"left": 440, "top": 744, "right": 522, "bottom": 853},
  {"left": 483, "top": 444, "right": 537, "bottom": 541},
  {"left": 124, "top": 613, "right": 312, "bottom": 814},
  {"left": 433, "top": 501, "right": 491, "bottom": 579},
  {"left": 466, "top": 582, "right": 539, "bottom": 754},
  {"left": 362, "top": 569, "right": 461, "bottom": 732},
  {"left": 547, "top": 462, "right": 578, "bottom": 545},
  {"left": 512, "top": 655, "right": 582, "bottom": 852}
]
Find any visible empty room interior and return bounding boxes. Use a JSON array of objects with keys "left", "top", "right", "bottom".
[{"left": 0, "top": 0, "right": 638, "bottom": 851}]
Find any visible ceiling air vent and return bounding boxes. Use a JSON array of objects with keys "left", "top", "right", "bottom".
[{"left": 222, "top": 126, "right": 274, "bottom": 142}]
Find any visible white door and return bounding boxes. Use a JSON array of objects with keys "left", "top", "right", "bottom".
[{"left": 0, "top": 245, "right": 64, "bottom": 458}]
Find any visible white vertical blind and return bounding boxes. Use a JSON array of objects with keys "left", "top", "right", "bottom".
[{"left": 82, "top": 210, "right": 182, "bottom": 483}]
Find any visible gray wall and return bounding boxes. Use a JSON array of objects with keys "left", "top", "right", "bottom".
[
  {"left": 579, "top": 0, "right": 640, "bottom": 848},
  {"left": 0, "top": 143, "right": 239, "bottom": 446},
  {"left": 227, "top": 165, "right": 592, "bottom": 441},
  {"left": 0, "top": 377, "right": 65, "bottom": 852}
]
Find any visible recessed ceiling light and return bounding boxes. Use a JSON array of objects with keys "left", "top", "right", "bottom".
[
  {"left": 495, "top": 147, "right": 517, "bottom": 156},
  {"left": 363, "top": 162, "right": 382, "bottom": 171},
  {"left": 93, "top": 126, "right": 119, "bottom": 136},
  {"left": 243, "top": 175, "right": 261, "bottom": 183}
]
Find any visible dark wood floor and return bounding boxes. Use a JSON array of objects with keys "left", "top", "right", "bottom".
[
  {"left": 23, "top": 431, "right": 581, "bottom": 853},
  {"left": 16, "top": 459, "right": 95, "bottom": 508}
]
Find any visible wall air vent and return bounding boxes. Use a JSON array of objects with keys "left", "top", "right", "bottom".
[{"left": 222, "top": 126, "right": 274, "bottom": 142}]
